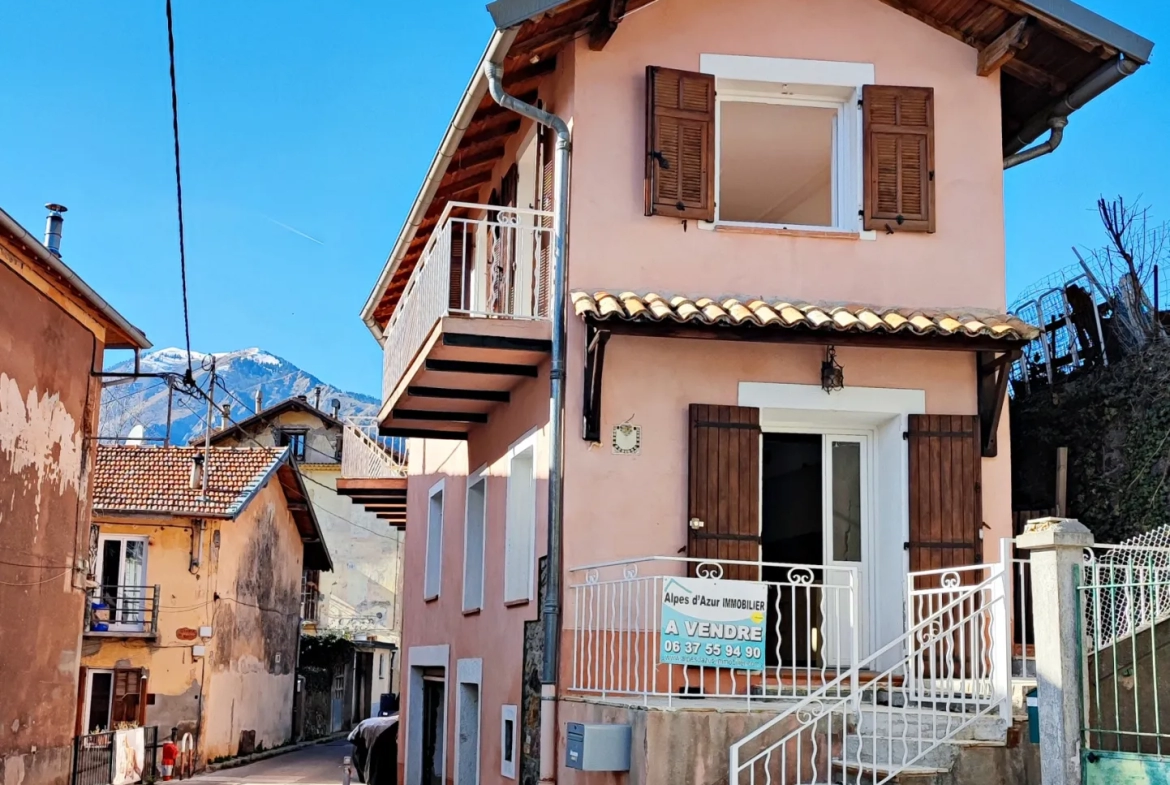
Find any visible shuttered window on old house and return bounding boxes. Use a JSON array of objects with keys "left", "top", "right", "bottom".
[
  {"left": 687, "top": 404, "right": 760, "bottom": 581},
  {"left": 448, "top": 220, "right": 473, "bottom": 311},
  {"left": 863, "top": 85, "right": 935, "bottom": 233},
  {"left": 111, "top": 667, "right": 147, "bottom": 726},
  {"left": 645, "top": 66, "right": 715, "bottom": 221},
  {"left": 536, "top": 126, "right": 555, "bottom": 317}
]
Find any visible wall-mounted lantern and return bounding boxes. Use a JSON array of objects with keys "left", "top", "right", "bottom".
[{"left": 821, "top": 345, "right": 844, "bottom": 393}]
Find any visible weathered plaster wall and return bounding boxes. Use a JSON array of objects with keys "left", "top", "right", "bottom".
[
  {"left": 214, "top": 409, "right": 340, "bottom": 465},
  {"left": 201, "top": 479, "right": 303, "bottom": 760},
  {"left": 302, "top": 465, "right": 401, "bottom": 644},
  {"left": 0, "top": 257, "right": 102, "bottom": 785},
  {"left": 81, "top": 517, "right": 214, "bottom": 741}
]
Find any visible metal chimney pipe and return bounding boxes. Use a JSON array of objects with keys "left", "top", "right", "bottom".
[
  {"left": 44, "top": 203, "right": 67, "bottom": 257},
  {"left": 254, "top": 389, "right": 264, "bottom": 413}
]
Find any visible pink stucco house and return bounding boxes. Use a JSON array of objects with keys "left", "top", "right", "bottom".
[{"left": 357, "top": 1, "right": 1151, "bottom": 783}]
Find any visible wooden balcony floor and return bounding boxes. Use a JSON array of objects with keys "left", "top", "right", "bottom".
[{"left": 380, "top": 315, "right": 551, "bottom": 440}]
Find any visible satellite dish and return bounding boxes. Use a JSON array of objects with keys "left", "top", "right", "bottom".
[{"left": 125, "top": 424, "right": 146, "bottom": 446}]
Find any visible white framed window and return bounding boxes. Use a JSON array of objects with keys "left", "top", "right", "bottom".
[
  {"left": 701, "top": 54, "right": 873, "bottom": 234},
  {"left": 503, "top": 435, "right": 537, "bottom": 604},
  {"left": 500, "top": 704, "right": 518, "bottom": 779},
  {"left": 95, "top": 534, "right": 150, "bottom": 631},
  {"left": 424, "top": 481, "right": 445, "bottom": 601},
  {"left": 462, "top": 471, "right": 488, "bottom": 613}
]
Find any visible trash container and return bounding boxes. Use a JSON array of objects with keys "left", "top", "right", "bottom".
[{"left": 1027, "top": 688, "right": 1039, "bottom": 744}]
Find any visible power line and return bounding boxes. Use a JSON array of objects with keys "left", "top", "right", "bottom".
[
  {"left": 0, "top": 569, "right": 71, "bottom": 587},
  {"left": 165, "top": 0, "right": 194, "bottom": 381}
]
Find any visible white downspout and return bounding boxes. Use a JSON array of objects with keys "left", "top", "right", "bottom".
[{"left": 484, "top": 58, "right": 570, "bottom": 785}]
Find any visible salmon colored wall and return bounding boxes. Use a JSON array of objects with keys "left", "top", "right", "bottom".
[
  {"left": 560, "top": 336, "right": 1013, "bottom": 587},
  {"left": 400, "top": 366, "right": 551, "bottom": 785},
  {"left": 565, "top": 0, "right": 1006, "bottom": 311}
]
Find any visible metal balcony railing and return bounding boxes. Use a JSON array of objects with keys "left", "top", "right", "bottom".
[
  {"left": 381, "top": 202, "right": 554, "bottom": 402},
  {"left": 86, "top": 585, "right": 160, "bottom": 636}
]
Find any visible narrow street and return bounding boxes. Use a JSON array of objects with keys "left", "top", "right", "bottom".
[{"left": 190, "top": 741, "right": 353, "bottom": 785}]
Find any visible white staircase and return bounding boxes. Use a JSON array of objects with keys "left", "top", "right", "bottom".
[{"left": 730, "top": 559, "right": 1013, "bottom": 785}]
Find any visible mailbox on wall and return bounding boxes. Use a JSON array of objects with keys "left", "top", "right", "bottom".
[{"left": 565, "top": 723, "right": 631, "bottom": 772}]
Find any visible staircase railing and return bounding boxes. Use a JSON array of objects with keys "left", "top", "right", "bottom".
[
  {"left": 730, "top": 556, "right": 1012, "bottom": 785},
  {"left": 341, "top": 418, "right": 405, "bottom": 479}
]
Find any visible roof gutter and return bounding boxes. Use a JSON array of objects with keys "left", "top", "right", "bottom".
[
  {"left": 360, "top": 29, "right": 519, "bottom": 340},
  {"left": 1003, "top": 54, "right": 1141, "bottom": 167},
  {"left": 485, "top": 47, "right": 570, "bottom": 785},
  {"left": 0, "top": 206, "right": 150, "bottom": 349}
]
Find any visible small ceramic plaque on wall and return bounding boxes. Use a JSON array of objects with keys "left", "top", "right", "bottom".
[{"left": 611, "top": 423, "right": 641, "bottom": 455}]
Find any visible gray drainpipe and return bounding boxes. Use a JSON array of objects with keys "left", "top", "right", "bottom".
[
  {"left": 484, "top": 58, "right": 570, "bottom": 785},
  {"left": 1004, "top": 55, "right": 1140, "bottom": 169}
]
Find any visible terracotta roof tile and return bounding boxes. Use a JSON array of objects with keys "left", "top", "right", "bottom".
[
  {"left": 571, "top": 291, "right": 1039, "bottom": 343},
  {"left": 94, "top": 445, "right": 287, "bottom": 519}
]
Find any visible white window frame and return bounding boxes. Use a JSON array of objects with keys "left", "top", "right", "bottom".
[
  {"left": 501, "top": 704, "right": 518, "bottom": 779},
  {"left": 503, "top": 432, "right": 539, "bottom": 605},
  {"left": 462, "top": 468, "right": 489, "bottom": 613},
  {"left": 82, "top": 668, "right": 116, "bottom": 733},
  {"left": 424, "top": 480, "right": 445, "bottom": 601},
  {"left": 699, "top": 54, "right": 875, "bottom": 236},
  {"left": 95, "top": 534, "right": 150, "bottom": 631}
]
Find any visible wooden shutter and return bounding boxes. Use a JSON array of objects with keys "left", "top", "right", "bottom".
[
  {"left": 687, "top": 404, "right": 760, "bottom": 581},
  {"left": 863, "top": 85, "right": 935, "bottom": 233},
  {"left": 111, "top": 668, "right": 143, "bottom": 725},
  {"left": 448, "top": 221, "right": 472, "bottom": 311},
  {"left": 906, "top": 414, "right": 982, "bottom": 574},
  {"left": 645, "top": 66, "right": 715, "bottom": 221},
  {"left": 536, "top": 127, "right": 555, "bottom": 318}
]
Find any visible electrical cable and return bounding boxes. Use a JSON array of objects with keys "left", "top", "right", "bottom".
[
  {"left": 165, "top": 0, "right": 194, "bottom": 382},
  {"left": 0, "top": 570, "right": 72, "bottom": 587}
]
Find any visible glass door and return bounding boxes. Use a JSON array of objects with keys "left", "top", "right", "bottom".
[
  {"left": 97, "top": 536, "right": 148, "bottom": 631},
  {"left": 820, "top": 435, "right": 868, "bottom": 667}
]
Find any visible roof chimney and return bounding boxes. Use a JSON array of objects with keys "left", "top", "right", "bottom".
[
  {"left": 44, "top": 203, "right": 67, "bottom": 257},
  {"left": 254, "top": 389, "right": 264, "bottom": 413},
  {"left": 189, "top": 454, "right": 205, "bottom": 490},
  {"left": 220, "top": 403, "right": 231, "bottom": 428},
  {"left": 314, "top": 387, "right": 322, "bottom": 410},
  {"left": 330, "top": 398, "right": 341, "bottom": 419}
]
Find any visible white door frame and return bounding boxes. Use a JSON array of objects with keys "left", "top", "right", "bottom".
[
  {"left": 454, "top": 659, "right": 483, "bottom": 785},
  {"left": 741, "top": 382, "right": 925, "bottom": 661},
  {"left": 406, "top": 645, "right": 449, "bottom": 785},
  {"left": 81, "top": 668, "right": 116, "bottom": 733}
]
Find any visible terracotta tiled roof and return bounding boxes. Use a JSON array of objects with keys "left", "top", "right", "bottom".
[
  {"left": 572, "top": 291, "right": 1039, "bottom": 343},
  {"left": 94, "top": 445, "right": 287, "bottom": 518}
]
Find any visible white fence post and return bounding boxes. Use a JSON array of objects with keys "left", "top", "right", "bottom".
[
  {"left": 1016, "top": 516, "right": 1094, "bottom": 785},
  {"left": 992, "top": 538, "right": 1013, "bottom": 724}
]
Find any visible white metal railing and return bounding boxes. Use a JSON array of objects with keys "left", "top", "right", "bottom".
[
  {"left": 381, "top": 202, "right": 554, "bottom": 401},
  {"left": 1012, "top": 557, "right": 1035, "bottom": 679},
  {"left": 340, "top": 417, "right": 405, "bottom": 479},
  {"left": 1080, "top": 542, "right": 1170, "bottom": 754},
  {"left": 730, "top": 553, "right": 1012, "bottom": 785},
  {"left": 567, "top": 556, "right": 861, "bottom": 704}
]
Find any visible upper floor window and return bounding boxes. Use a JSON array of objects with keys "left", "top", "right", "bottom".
[
  {"left": 278, "top": 428, "right": 308, "bottom": 461},
  {"left": 425, "top": 482, "right": 445, "bottom": 601},
  {"left": 645, "top": 56, "right": 935, "bottom": 235},
  {"left": 503, "top": 437, "right": 537, "bottom": 605}
]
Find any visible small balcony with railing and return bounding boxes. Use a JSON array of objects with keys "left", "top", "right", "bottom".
[
  {"left": 379, "top": 202, "right": 554, "bottom": 440},
  {"left": 84, "top": 585, "right": 160, "bottom": 639},
  {"left": 337, "top": 416, "right": 408, "bottom": 527}
]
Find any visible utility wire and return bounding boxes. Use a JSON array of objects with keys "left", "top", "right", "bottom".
[
  {"left": 0, "top": 570, "right": 71, "bottom": 587},
  {"left": 165, "top": 0, "right": 194, "bottom": 382}
]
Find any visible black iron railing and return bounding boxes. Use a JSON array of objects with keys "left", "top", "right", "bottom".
[
  {"left": 71, "top": 726, "right": 160, "bottom": 785},
  {"left": 86, "top": 586, "right": 160, "bottom": 636}
]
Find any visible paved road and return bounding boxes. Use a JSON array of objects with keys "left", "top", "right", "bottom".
[{"left": 190, "top": 740, "right": 354, "bottom": 785}]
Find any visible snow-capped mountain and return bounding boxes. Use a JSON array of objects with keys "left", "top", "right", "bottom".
[{"left": 100, "top": 347, "right": 378, "bottom": 445}]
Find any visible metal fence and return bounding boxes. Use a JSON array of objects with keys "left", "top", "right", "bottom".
[
  {"left": 71, "top": 727, "right": 161, "bottom": 785},
  {"left": 1080, "top": 544, "right": 1170, "bottom": 755},
  {"left": 86, "top": 586, "right": 160, "bottom": 636},
  {"left": 567, "top": 555, "right": 860, "bottom": 703}
]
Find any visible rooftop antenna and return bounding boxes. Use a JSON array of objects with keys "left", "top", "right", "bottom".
[{"left": 200, "top": 356, "right": 216, "bottom": 499}]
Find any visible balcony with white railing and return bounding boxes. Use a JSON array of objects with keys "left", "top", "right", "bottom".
[
  {"left": 379, "top": 202, "right": 554, "bottom": 440},
  {"left": 336, "top": 416, "right": 408, "bottom": 527}
]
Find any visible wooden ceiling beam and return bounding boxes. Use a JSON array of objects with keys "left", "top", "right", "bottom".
[
  {"left": 1003, "top": 58, "right": 1067, "bottom": 94},
  {"left": 875, "top": 0, "right": 981, "bottom": 47},
  {"left": 589, "top": 0, "right": 627, "bottom": 50},
  {"left": 981, "top": 0, "right": 1115, "bottom": 56},
  {"left": 433, "top": 170, "right": 493, "bottom": 201},
  {"left": 978, "top": 17, "right": 1034, "bottom": 76},
  {"left": 460, "top": 119, "right": 521, "bottom": 149},
  {"left": 511, "top": 14, "right": 598, "bottom": 58}
]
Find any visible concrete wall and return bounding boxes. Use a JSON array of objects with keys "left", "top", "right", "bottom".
[{"left": 0, "top": 245, "right": 104, "bottom": 785}]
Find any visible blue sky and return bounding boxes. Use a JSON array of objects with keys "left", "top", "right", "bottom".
[{"left": 0, "top": 1, "right": 1164, "bottom": 397}]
